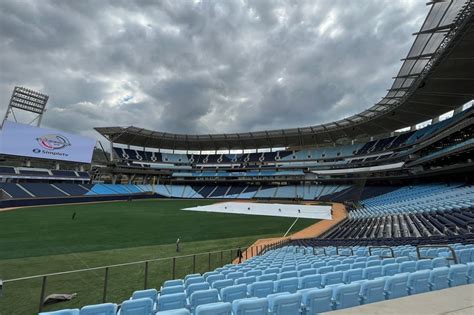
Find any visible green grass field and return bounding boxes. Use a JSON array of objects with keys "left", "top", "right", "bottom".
[{"left": 0, "top": 199, "right": 316, "bottom": 314}]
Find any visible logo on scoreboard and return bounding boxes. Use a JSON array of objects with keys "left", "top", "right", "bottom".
[{"left": 36, "top": 134, "right": 71, "bottom": 151}]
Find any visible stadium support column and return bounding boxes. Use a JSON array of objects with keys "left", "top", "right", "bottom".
[
  {"left": 453, "top": 104, "right": 464, "bottom": 115},
  {"left": 109, "top": 140, "right": 114, "bottom": 161}
]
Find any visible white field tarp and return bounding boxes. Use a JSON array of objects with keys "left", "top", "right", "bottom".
[{"left": 182, "top": 202, "right": 332, "bottom": 220}]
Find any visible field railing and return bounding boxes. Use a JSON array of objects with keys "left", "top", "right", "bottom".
[{"left": 2, "top": 245, "right": 270, "bottom": 313}]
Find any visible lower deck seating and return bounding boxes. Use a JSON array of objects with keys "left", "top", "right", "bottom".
[{"left": 42, "top": 244, "right": 474, "bottom": 315}]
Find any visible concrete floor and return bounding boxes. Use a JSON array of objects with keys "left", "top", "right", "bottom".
[{"left": 326, "top": 284, "right": 474, "bottom": 315}]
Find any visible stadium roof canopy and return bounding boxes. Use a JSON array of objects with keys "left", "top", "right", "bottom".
[{"left": 96, "top": 0, "right": 474, "bottom": 151}]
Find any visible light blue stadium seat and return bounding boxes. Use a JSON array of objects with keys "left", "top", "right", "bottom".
[
  {"left": 274, "top": 277, "right": 299, "bottom": 293},
  {"left": 279, "top": 271, "right": 298, "bottom": 279},
  {"left": 40, "top": 310, "right": 79, "bottom": 315},
  {"left": 156, "top": 293, "right": 187, "bottom": 312},
  {"left": 327, "top": 261, "right": 341, "bottom": 267},
  {"left": 334, "top": 264, "right": 351, "bottom": 272},
  {"left": 161, "top": 286, "right": 185, "bottom": 296},
  {"left": 80, "top": 303, "right": 117, "bottom": 315},
  {"left": 342, "top": 258, "right": 355, "bottom": 265},
  {"left": 322, "top": 271, "right": 343, "bottom": 286},
  {"left": 245, "top": 270, "right": 262, "bottom": 277},
  {"left": 381, "top": 258, "right": 396, "bottom": 266},
  {"left": 384, "top": 274, "right": 408, "bottom": 299},
  {"left": 195, "top": 302, "right": 231, "bottom": 315},
  {"left": 432, "top": 257, "right": 448, "bottom": 268},
  {"left": 120, "top": 298, "right": 153, "bottom": 315},
  {"left": 429, "top": 267, "right": 450, "bottom": 290},
  {"left": 231, "top": 297, "right": 268, "bottom": 315},
  {"left": 248, "top": 280, "right": 274, "bottom": 298},
  {"left": 298, "top": 268, "right": 317, "bottom": 277},
  {"left": 280, "top": 266, "right": 296, "bottom": 273},
  {"left": 155, "top": 309, "right": 190, "bottom": 315},
  {"left": 297, "top": 263, "right": 312, "bottom": 271},
  {"left": 212, "top": 279, "right": 234, "bottom": 294},
  {"left": 132, "top": 289, "right": 158, "bottom": 305},
  {"left": 264, "top": 268, "right": 279, "bottom": 274},
  {"left": 351, "top": 262, "right": 366, "bottom": 269},
  {"left": 318, "top": 266, "right": 334, "bottom": 274},
  {"left": 416, "top": 259, "right": 433, "bottom": 271},
  {"left": 189, "top": 289, "right": 219, "bottom": 312},
  {"left": 185, "top": 274, "right": 201, "bottom": 281},
  {"left": 206, "top": 275, "right": 225, "bottom": 286},
  {"left": 257, "top": 274, "right": 278, "bottom": 282},
  {"left": 165, "top": 280, "right": 184, "bottom": 288},
  {"left": 187, "top": 283, "right": 210, "bottom": 297},
  {"left": 457, "top": 249, "right": 473, "bottom": 264},
  {"left": 343, "top": 269, "right": 363, "bottom": 284},
  {"left": 466, "top": 262, "right": 474, "bottom": 284},
  {"left": 298, "top": 274, "right": 322, "bottom": 289},
  {"left": 382, "top": 264, "right": 399, "bottom": 276},
  {"left": 185, "top": 277, "right": 205, "bottom": 289},
  {"left": 220, "top": 284, "right": 247, "bottom": 303},
  {"left": 399, "top": 261, "right": 416, "bottom": 273},
  {"left": 448, "top": 264, "right": 468, "bottom": 287},
  {"left": 359, "top": 279, "right": 385, "bottom": 304},
  {"left": 395, "top": 257, "right": 410, "bottom": 264},
  {"left": 226, "top": 272, "right": 244, "bottom": 281},
  {"left": 235, "top": 276, "right": 256, "bottom": 285},
  {"left": 407, "top": 270, "right": 431, "bottom": 295},
  {"left": 202, "top": 272, "right": 218, "bottom": 280},
  {"left": 312, "top": 262, "right": 326, "bottom": 269},
  {"left": 267, "top": 292, "right": 302, "bottom": 315},
  {"left": 332, "top": 283, "right": 361, "bottom": 310},
  {"left": 299, "top": 287, "right": 333, "bottom": 314}
]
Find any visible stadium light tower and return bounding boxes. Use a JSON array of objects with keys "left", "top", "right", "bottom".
[{"left": 1, "top": 86, "right": 49, "bottom": 129}]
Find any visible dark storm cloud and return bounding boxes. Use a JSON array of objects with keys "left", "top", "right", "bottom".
[{"left": 0, "top": 0, "right": 428, "bottom": 138}]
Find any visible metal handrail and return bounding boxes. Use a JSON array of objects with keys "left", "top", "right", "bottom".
[
  {"left": 416, "top": 244, "right": 458, "bottom": 264},
  {"left": 368, "top": 246, "right": 394, "bottom": 258}
]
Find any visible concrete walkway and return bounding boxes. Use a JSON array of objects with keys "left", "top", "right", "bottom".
[{"left": 326, "top": 284, "right": 474, "bottom": 315}]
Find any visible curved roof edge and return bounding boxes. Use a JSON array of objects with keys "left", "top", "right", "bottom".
[{"left": 96, "top": 0, "right": 474, "bottom": 151}]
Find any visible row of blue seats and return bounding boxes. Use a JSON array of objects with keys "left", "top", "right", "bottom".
[{"left": 40, "top": 262, "right": 474, "bottom": 315}]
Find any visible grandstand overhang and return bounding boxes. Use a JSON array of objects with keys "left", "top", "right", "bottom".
[{"left": 95, "top": 0, "right": 474, "bottom": 151}]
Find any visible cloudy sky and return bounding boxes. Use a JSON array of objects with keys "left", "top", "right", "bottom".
[{"left": 0, "top": 0, "right": 428, "bottom": 139}]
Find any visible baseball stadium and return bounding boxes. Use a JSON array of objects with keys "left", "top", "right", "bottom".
[{"left": 0, "top": 1, "right": 473, "bottom": 314}]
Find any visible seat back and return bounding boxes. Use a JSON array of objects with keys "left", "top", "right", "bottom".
[
  {"left": 220, "top": 284, "right": 247, "bottom": 303},
  {"left": 232, "top": 297, "right": 268, "bottom": 315},
  {"left": 207, "top": 274, "right": 225, "bottom": 286},
  {"left": 245, "top": 270, "right": 262, "bottom": 277},
  {"left": 202, "top": 272, "right": 218, "bottom": 280},
  {"left": 334, "top": 264, "right": 351, "bottom": 272},
  {"left": 161, "top": 285, "right": 184, "bottom": 295},
  {"left": 343, "top": 269, "right": 363, "bottom": 284},
  {"left": 360, "top": 279, "right": 385, "bottom": 304},
  {"left": 327, "top": 260, "right": 341, "bottom": 267},
  {"left": 39, "top": 310, "right": 79, "bottom": 315},
  {"left": 395, "top": 257, "right": 410, "bottom": 264},
  {"left": 185, "top": 274, "right": 201, "bottom": 281},
  {"left": 79, "top": 303, "right": 116, "bottom": 315},
  {"left": 120, "top": 298, "right": 153, "bottom": 315},
  {"left": 187, "top": 282, "right": 210, "bottom": 297},
  {"left": 407, "top": 270, "right": 430, "bottom": 295},
  {"left": 279, "top": 271, "right": 298, "bottom": 279},
  {"left": 190, "top": 289, "right": 219, "bottom": 310},
  {"left": 432, "top": 257, "right": 448, "bottom": 268},
  {"left": 384, "top": 274, "right": 408, "bottom": 299},
  {"left": 301, "top": 287, "right": 333, "bottom": 314},
  {"left": 280, "top": 266, "right": 296, "bottom": 273},
  {"left": 332, "top": 283, "right": 361, "bottom": 310},
  {"left": 264, "top": 267, "right": 279, "bottom": 274},
  {"left": 212, "top": 279, "right": 234, "bottom": 293},
  {"left": 351, "top": 262, "right": 366, "bottom": 269},
  {"left": 366, "top": 260, "right": 381, "bottom": 267},
  {"left": 195, "top": 302, "right": 231, "bottom": 315},
  {"left": 274, "top": 277, "right": 299, "bottom": 293},
  {"left": 429, "top": 267, "right": 449, "bottom": 290},
  {"left": 399, "top": 261, "right": 416, "bottom": 273},
  {"left": 322, "top": 271, "right": 343, "bottom": 286},
  {"left": 157, "top": 292, "right": 186, "bottom": 311},
  {"left": 132, "top": 289, "right": 158, "bottom": 303},
  {"left": 448, "top": 264, "right": 468, "bottom": 287},
  {"left": 312, "top": 262, "right": 326, "bottom": 269},
  {"left": 164, "top": 279, "right": 184, "bottom": 287},
  {"left": 382, "top": 263, "right": 399, "bottom": 276},
  {"left": 299, "top": 274, "right": 322, "bottom": 289},
  {"left": 298, "top": 268, "right": 317, "bottom": 277},
  {"left": 248, "top": 280, "right": 274, "bottom": 298},
  {"left": 226, "top": 272, "right": 244, "bottom": 281},
  {"left": 416, "top": 259, "right": 433, "bottom": 271},
  {"left": 257, "top": 273, "right": 278, "bottom": 282},
  {"left": 185, "top": 276, "right": 205, "bottom": 289},
  {"left": 318, "top": 266, "right": 334, "bottom": 274},
  {"left": 381, "top": 258, "right": 396, "bottom": 266},
  {"left": 235, "top": 276, "right": 256, "bottom": 286},
  {"left": 268, "top": 292, "right": 302, "bottom": 315},
  {"left": 297, "top": 263, "right": 312, "bottom": 271}
]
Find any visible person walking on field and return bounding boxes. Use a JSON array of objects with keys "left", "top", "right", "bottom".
[{"left": 176, "top": 238, "right": 180, "bottom": 252}]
